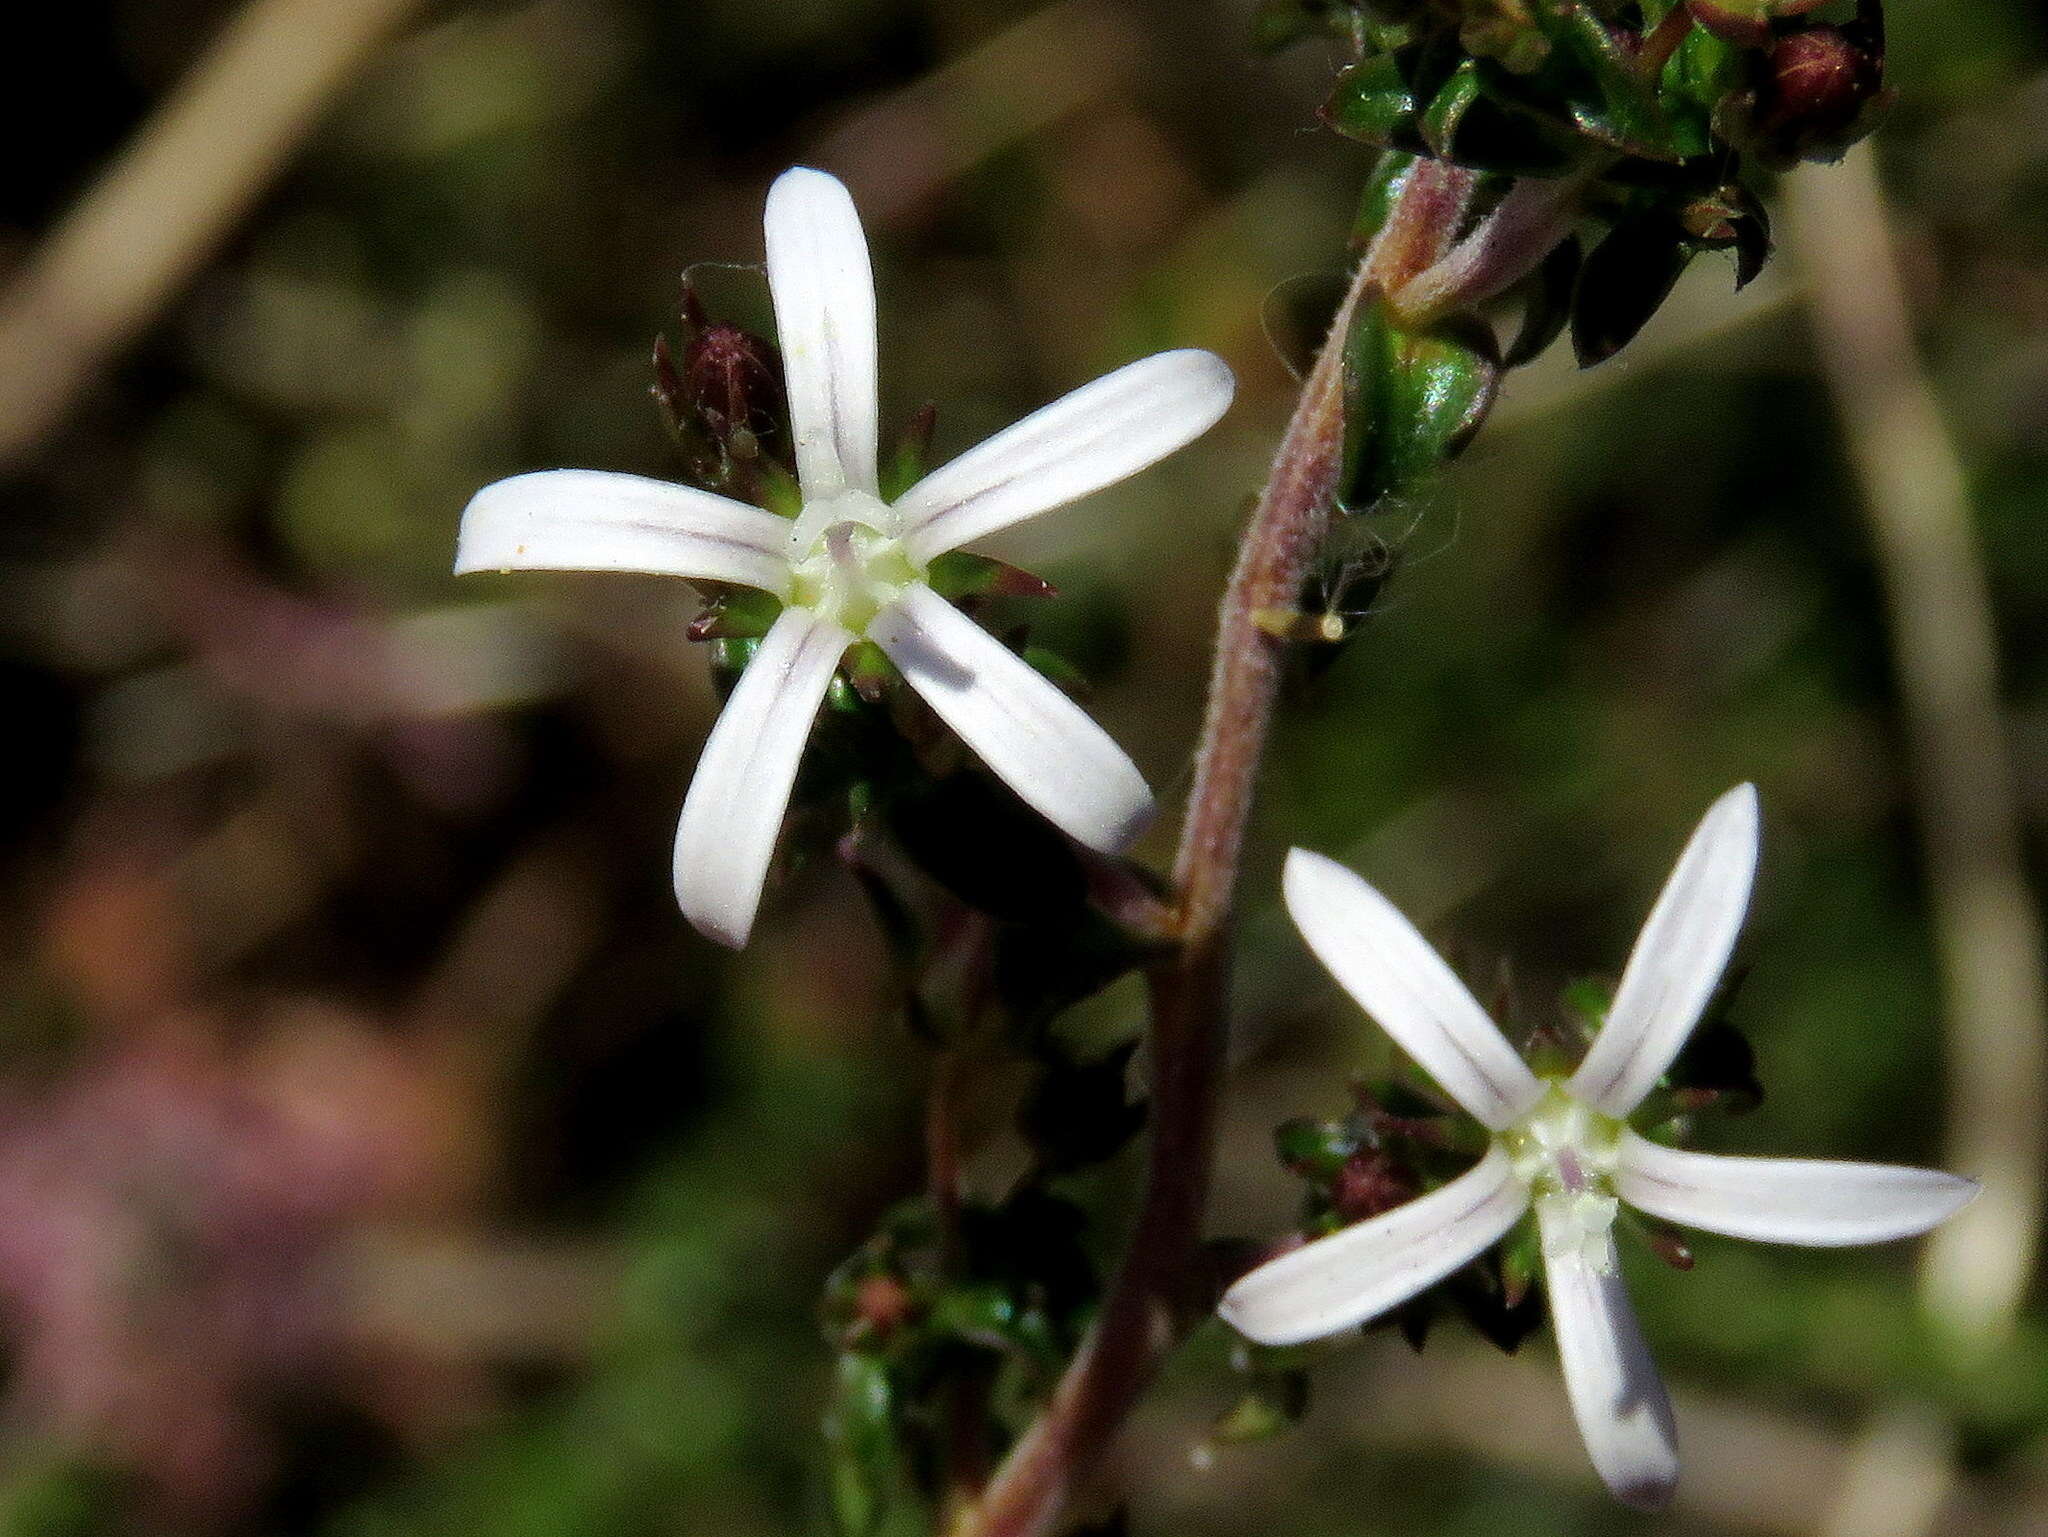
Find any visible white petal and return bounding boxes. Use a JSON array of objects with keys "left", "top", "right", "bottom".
[
  {"left": 764, "top": 167, "right": 879, "bottom": 499},
  {"left": 1540, "top": 1208, "right": 1680, "bottom": 1511},
  {"left": 867, "top": 583, "right": 1151, "bottom": 853},
  {"left": 1281, "top": 850, "right": 1543, "bottom": 1129},
  {"left": 1568, "top": 784, "right": 1761, "bottom": 1117},
  {"left": 1617, "top": 1131, "right": 1978, "bottom": 1247},
  {"left": 455, "top": 470, "right": 793, "bottom": 596},
  {"left": 896, "top": 350, "right": 1235, "bottom": 563},
  {"left": 1219, "top": 1143, "right": 1528, "bottom": 1347},
  {"left": 672, "top": 607, "right": 851, "bottom": 947}
]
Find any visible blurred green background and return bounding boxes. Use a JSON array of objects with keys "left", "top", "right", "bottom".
[{"left": 1, "top": 0, "right": 2046, "bottom": 1533}]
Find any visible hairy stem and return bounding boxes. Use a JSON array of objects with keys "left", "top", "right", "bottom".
[{"left": 954, "top": 156, "right": 1476, "bottom": 1537}]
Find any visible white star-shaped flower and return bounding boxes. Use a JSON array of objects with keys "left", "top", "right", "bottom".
[
  {"left": 455, "top": 168, "right": 1234, "bottom": 947},
  {"left": 1221, "top": 784, "right": 1976, "bottom": 1509}
]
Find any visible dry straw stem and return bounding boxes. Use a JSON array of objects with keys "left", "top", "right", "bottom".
[
  {"left": 0, "top": 0, "right": 427, "bottom": 469},
  {"left": 1786, "top": 146, "right": 2048, "bottom": 1537}
]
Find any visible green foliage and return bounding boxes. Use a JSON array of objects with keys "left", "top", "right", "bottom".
[{"left": 1341, "top": 298, "right": 1501, "bottom": 511}]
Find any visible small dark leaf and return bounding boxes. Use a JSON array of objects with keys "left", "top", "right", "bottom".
[
  {"left": 887, "top": 771, "right": 1088, "bottom": 923},
  {"left": 1021, "top": 1042, "right": 1148, "bottom": 1175},
  {"left": 1664, "top": 1016, "right": 1764, "bottom": 1113},
  {"left": 1571, "top": 214, "right": 1693, "bottom": 366},
  {"left": 990, "top": 911, "right": 1156, "bottom": 1039},
  {"left": 1450, "top": 1256, "right": 1546, "bottom": 1353},
  {"left": 1504, "top": 235, "right": 1581, "bottom": 367}
]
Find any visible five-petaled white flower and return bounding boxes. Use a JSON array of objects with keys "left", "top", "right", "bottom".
[
  {"left": 1220, "top": 784, "right": 1976, "bottom": 1510},
  {"left": 456, "top": 167, "right": 1234, "bottom": 947}
]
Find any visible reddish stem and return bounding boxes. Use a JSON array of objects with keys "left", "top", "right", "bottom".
[{"left": 952, "top": 156, "right": 1476, "bottom": 1537}]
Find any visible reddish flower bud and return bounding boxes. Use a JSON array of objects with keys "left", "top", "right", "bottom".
[
  {"left": 683, "top": 322, "right": 784, "bottom": 448},
  {"left": 851, "top": 1273, "right": 917, "bottom": 1340},
  {"left": 1755, "top": 26, "right": 1885, "bottom": 161},
  {"left": 1332, "top": 1150, "right": 1421, "bottom": 1222}
]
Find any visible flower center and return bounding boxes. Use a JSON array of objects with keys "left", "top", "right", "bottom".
[
  {"left": 1501, "top": 1082, "right": 1625, "bottom": 1271},
  {"left": 786, "top": 490, "right": 921, "bottom": 634}
]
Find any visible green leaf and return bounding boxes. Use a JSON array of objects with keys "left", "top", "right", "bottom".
[
  {"left": 1417, "top": 60, "right": 1579, "bottom": 174},
  {"left": 1352, "top": 151, "right": 1422, "bottom": 248},
  {"left": 1534, "top": 0, "right": 1671, "bottom": 156},
  {"left": 1274, "top": 1116, "right": 1359, "bottom": 1181},
  {"left": 825, "top": 1352, "right": 902, "bottom": 1537},
  {"left": 1324, "top": 52, "right": 1422, "bottom": 150},
  {"left": 1341, "top": 298, "right": 1502, "bottom": 511},
  {"left": 1210, "top": 1371, "right": 1312, "bottom": 1443}
]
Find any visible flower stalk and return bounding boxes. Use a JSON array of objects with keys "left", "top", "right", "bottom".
[{"left": 953, "top": 154, "right": 1478, "bottom": 1537}]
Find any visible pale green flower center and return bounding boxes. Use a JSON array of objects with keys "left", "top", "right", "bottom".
[
  {"left": 1501, "top": 1082, "right": 1625, "bottom": 1272},
  {"left": 787, "top": 490, "right": 922, "bottom": 634}
]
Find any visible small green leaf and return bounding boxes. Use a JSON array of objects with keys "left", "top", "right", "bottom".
[
  {"left": 1341, "top": 298, "right": 1502, "bottom": 510},
  {"left": 1211, "top": 1370, "right": 1312, "bottom": 1443},
  {"left": 1275, "top": 1117, "right": 1359, "bottom": 1181},
  {"left": 1352, "top": 151, "right": 1422, "bottom": 249},
  {"left": 1324, "top": 52, "right": 1422, "bottom": 150},
  {"left": 825, "top": 1352, "right": 902, "bottom": 1537}
]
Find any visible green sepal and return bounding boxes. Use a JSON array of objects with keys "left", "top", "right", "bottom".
[
  {"left": 1210, "top": 1370, "right": 1312, "bottom": 1444},
  {"left": 686, "top": 585, "right": 782, "bottom": 642},
  {"left": 1498, "top": 1212, "right": 1542, "bottom": 1310},
  {"left": 926, "top": 551, "right": 1057, "bottom": 602},
  {"left": 708, "top": 635, "right": 761, "bottom": 697},
  {"left": 881, "top": 403, "right": 938, "bottom": 502},
  {"left": 1021, "top": 645, "right": 1090, "bottom": 695},
  {"left": 1340, "top": 297, "right": 1502, "bottom": 512},
  {"left": 1659, "top": 23, "right": 1748, "bottom": 158},
  {"left": 825, "top": 1350, "right": 903, "bottom": 1537},
  {"left": 843, "top": 640, "right": 899, "bottom": 705},
  {"left": 758, "top": 457, "right": 803, "bottom": 519}
]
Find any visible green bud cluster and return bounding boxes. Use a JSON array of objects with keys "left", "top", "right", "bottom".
[{"left": 1262, "top": 0, "right": 1885, "bottom": 371}]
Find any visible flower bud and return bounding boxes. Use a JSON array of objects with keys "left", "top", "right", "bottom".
[
  {"left": 1753, "top": 25, "right": 1885, "bottom": 161},
  {"left": 1332, "top": 1149, "right": 1420, "bottom": 1222},
  {"left": 683, "top": 322, "right": 784, "bottom": 452}
]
